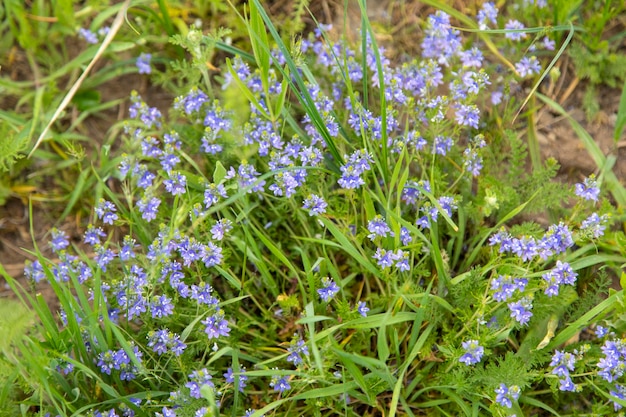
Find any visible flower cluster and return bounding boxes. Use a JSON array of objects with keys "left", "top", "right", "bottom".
[
  {"left": 146, "top": 329, "right": 186, "bottom": 356},
  {"left": 494, "top": 383, "right": 521, "bottom": 408},
  {"left": 550, "top": 350, "right": 577, "bottom": 392},
  {"left": 96, "top": 345, "right": 142, "bottom": 381}
]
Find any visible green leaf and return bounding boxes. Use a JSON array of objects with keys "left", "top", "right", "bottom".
[
  {"left": 213, "top": 161, "right": 227, "bottom": 184},
  {"left": 72, "top": 89, "right": 102, "bottom": 112}
]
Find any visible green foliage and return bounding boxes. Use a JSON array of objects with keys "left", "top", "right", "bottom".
[
  {"left": 3, "top": 1, "right": 626, "bottom": 416},
  {"left": 0, "top": 115, "right": 28, "bottom": 173}
]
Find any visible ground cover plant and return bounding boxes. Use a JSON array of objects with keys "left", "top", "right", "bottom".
[{"left": 2, "top": 0, "right": 626, "bottom": 416}]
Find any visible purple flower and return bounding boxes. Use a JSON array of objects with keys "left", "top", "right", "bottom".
[
  {"left": 286, "top": 336, "right": 309, "bottom": 366},
  {"left": 202, "top": 313, "right": 230, "bottom": 339},
  {"left": 357, "top": 301, "right": 369, "bottom": 317},
  {"left": 550, "top": 350, "right": 577, "bottom": 392},
  {"left": 575, "top": 176, "right": 600, "bottom": 201},
  {"left": 147, "top": 329, "right": 186, "bottom": 356},
  {"left": 495, "top": 383, "right": 520, "bottom": 408},
  {"left": 508, "top": 298, "right": 533, "bottom": 326},
  {"left": 156, "top": 407, "right": 177, "bottom": 417},
  {"left": 224, "top": 366, "right": 248, "bottom": 392},
  {"left": 454, "top": 104, "right": 480, "bottom": 128},
  {"left": 338, "top": 149, "right": 373, "bottom": 190},
  {"left": 210, "top": 219, "right": 233, "bottom": 241},
  {"left": 318, "top": 277, "right": 340, "bottom": 302},
  {"left": 84, "top": 224, "right": 106, "bottom": 246},
  {"left": 204, "top": 183, "right": 228, "bottom": 209},
  {"left": 491, "top": 275, "right": 526, "bottom": 302},
  {"left": 303, "top": 194, "right": 328, "bottom": 216},
  {"left": 596, "top": 325, "right": 609, "bottom": 338},
  {"left": 174, "top": 88, "right": 209, "bottom": 114},
  {"left": 459, "top": 340, "right": 484, "bottom": 366},
  {"left": 270, "top": 374, "right": 291, "bottom": 393},
  {"left": 580, "top": 212, "right": 607, "bottom": 238},
  {"left": 95, "top": 199, "right": 118, "bottom": 225},
  {"left": 373, "top": 247, "right": 395, "bottom": 269},
  {"left": 400, "top": 227, "right": 412, "bottom": 245},
  {"left": 504, "top": 20, "right": 527, "bottom": 41},
  {"left": 477, "top": 2, "right": 498, "bottom": 30},
  {"left": 78, "top": 28, "right": 98, "bottom": 44},
  {"left": 137, "top": 195, "right": 161, "bottom": 222},
  {"left": 164, "top": 171, "right": 187, "bottom": 195},
  {"left": 50, "top": 228, "right": 70, "bottom": 253},
  {"left": 186, "top": 368, "right": 214, "bottom": 399},
  {"left": 201, "top": 242, "right": 223, "bottom": 267},
  {"left": 136, "top": 53, "right": 152, "bottom": 74},
  {"left": 421, "top": 11, "right": 462, "bottom": 65},
  {"left": 367, "top": 215, "right": 392, "bottom": 240},
  {"left": 432, "top": 136, "right": 453, "bottom": 155},
  {"left": 150, "top": 295, "right": 174, "bottom": 318},
  {"left": 515, "top": 56, "right": 541, "bottom": 78}
]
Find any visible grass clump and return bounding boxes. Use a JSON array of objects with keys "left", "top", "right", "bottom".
[{"left": 3, "top": 1, "right": 626, "bottom": 417}]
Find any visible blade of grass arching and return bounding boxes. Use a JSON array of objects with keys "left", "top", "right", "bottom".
[
  {"left": 28, "top": 0, "right": 132, "bottom": 157},
  {"left": 304, "top": 303, "right": 326, "bottom": 377},
  {"left": 526, "top": 97, "right": 542, "bottom": 171},
  {"left": 319, "top": 217, "right": 381, "bottom": 277},
  {"left": 155, "top": 0, "right": 175, "bottom": 36},
  {"left": 249, "top": 222, "right": 307, "bottom": 301},
  {"left": 514, "top": 21, "right": 575, "bottom": 123},
  {"left": 615, "top": 79, "right": 626, "bottom": 142},
  {"left": 450, "top": 204, "right": 466, "bottom": 270},
  {"left": 330, "top": 338, "right": 373, "bottom": 404},
  {"left": 248, "top": 0, "right": 343, "bottom": 165},
  {"left": 239, "top": 227, "right": 280, "bottom": 299},
  {"left": 519, "top": 394, "right": 561, "bottom": 416},
  {"left": 389, "top": 323, "right": 434, "bottom": 417},
  {"left": 546, "top": 289, "right": 622, "bottom": 351},
  {"left": 357, "top": 0, "right": 389, "bottom": 184},
  {"left": 537, "top": 92, "right": 626, "bottom": 206},
  {"left": 429, "top": 221, "right": 450, "bottom": 294}
]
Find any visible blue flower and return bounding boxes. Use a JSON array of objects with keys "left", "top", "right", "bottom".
[
  {"left": 303, "top": 194, "right": 328, "bottom": 216},
  {"left": 136, "top": 53, "right": 152, "bottom": 74},
  {"left": 504, "top": 20, "right": 527, "bottom": 41},
  {"left": 224, "top": 366, "right": 248, "bottom": 392},
  {"left": 137, "top": 195, "right": 161, "bottom": 222},
  {"left": 49, "top": 228, "right": 70, "bottom": 253},
  {"left": 95, "top": 199, "right": 118, "bottom": 225},
  {"left": 210, "top": 219, "right": 233, "bottom": 241},
  {"left": 508, "top": 298, "right": 533, "bottom": 326},
  {"left": 202, "top": 313, "right": 230, "bottom": 340},
  {"left": 286, "top": 336, "right": 309, "bottom": 366},
  {"left": 164, "top": 171, "right": 187, "bottom": 195},
  {"left": 373, "top": 248, "right": 395, "bottom": 269},
  {"left": 78, "top": 27, "right": 98, "bottom": 44},
  {"left": 357, "top": 301, "right": 370, "bottom": 317},
  {"left": 150, "top": 295, "right": 174, "bottom": 318},
  {"left": 495, "top": 383, "right": 520, "bottom": 408},
  {"left": 318, "top": 277, "right": 340, "bottom": 302},
  {"left": 367, "top": 215, "right": 392, "bottom": 240},
  {"left": 580, "top": 212, "right": 607, "bottom": 238},
  {"left": 477, "top": 2, "right": 498, "bottom": 30},
  {"left": 459, "top": 340, "right": 484, "bottom": 366},
  {"left": 515, "top": 56, "right": 541, "bottom": 78},
  {"left": 270, "top": 374, "right": 291, "bottom": 393},
  {"left": 186, "top": 368, "right": 214, "bottom": 399}
]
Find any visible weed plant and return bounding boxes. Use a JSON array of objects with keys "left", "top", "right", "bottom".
[{"left": 3, "top": 1, "right": 626, "bottom": 417}]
